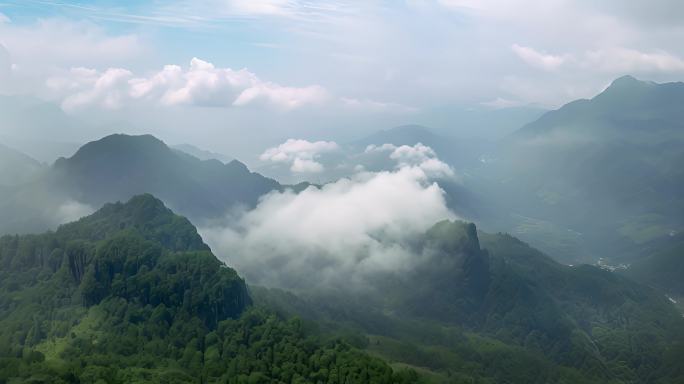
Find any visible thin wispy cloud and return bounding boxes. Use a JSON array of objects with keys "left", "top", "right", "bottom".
[{"left": 10, "top": 0, "right": 356, "bottom": 29}]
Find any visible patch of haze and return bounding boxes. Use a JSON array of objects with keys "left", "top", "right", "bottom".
[{"left": 54, "top": 200, "right": 95, "bottom": 224}]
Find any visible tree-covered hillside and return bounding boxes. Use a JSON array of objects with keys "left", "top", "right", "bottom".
[
  {"left": 0, "top": 194, "right": 416, "bottom": 383},
  {"left": 477, "top": 76, "right": 684, "bottom": 264},
  {"left": 51, "top": 134, "right": 281, "bottom": 217},
  {"left": 622, "top": 233, "right": 684, "bottom": 300},
  {"left": 254, "top": 221, "right": 684, "bottom": 383}
]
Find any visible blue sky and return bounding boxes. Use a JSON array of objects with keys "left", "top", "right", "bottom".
[
  {"left": 1, "top": 0, "right": 684, "bottom": 159},
  {"left": 3, "top": 0, "right": 681, "bottom": 104}
]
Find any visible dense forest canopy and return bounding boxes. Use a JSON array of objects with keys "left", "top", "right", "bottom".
[{"left": 0, "top": 194, "right": 417, "bottom": 383}]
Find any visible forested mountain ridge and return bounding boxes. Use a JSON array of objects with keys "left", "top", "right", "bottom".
[
  {"left": 0, "top": 194, "right": 417, "bottom": 383},
  {"left": 622, "top": 233, "right": 684, "bottom": 299},
  {"left": 51, "top": 134, "right": 280, "bottom": 217},
  {"left": 514, "top": 75, "right": 684, "bottom": 139},
  {"left": 0, "top": 134, "right": 284, "bottom": 236},
  {"left": 477, "top": 76, "right": 684, "bottom": 264},
  {"left": 255, "top": 220, "right": 684, "bottom": 383}
]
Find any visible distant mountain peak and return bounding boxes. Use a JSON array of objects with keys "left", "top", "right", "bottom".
[
  {"left": 59, "top": 193, "right": 209, "bottom": 252},
  {"left": 514, "top": 75, "right": 684, "bottom": 138},
  {"left": 611, "top": 74, "right": 639, "bottom": 85},
  {"left": 62, "top": 133, "right": 168, "bottom": 164},
  {"left": 94, "top": 133, "right": 163, "bottom": 146},
  {"left": 226, "top": 158, "right": 250, "bottom": 172},
  {"left": 46, "top": 133, "right": 281, "bottom": 221},
  {"left": 602, "top": 75, "right": 654, "bottom": 94}
]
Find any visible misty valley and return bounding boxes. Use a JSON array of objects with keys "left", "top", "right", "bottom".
[{"left": 2, "top": 2, "right": 684, "bottom": 383}]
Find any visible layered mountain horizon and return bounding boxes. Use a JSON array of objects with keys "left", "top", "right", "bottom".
[{"left": 1, "top": 74, "right": 683, "bottom": 383}]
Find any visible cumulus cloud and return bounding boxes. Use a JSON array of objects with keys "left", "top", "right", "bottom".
[
  {"left": 260, "top": 139, "right": 339, "bottom": 173},
  {"left": 46, "top": 58, "right": 331, "bottom": 111},
  {"left": 365, "top": 143, "right": 455, "bottom": 178},
  {"left": 200, "top": 165, "right": 455, "bottom": 290},
  {"left": 49, "top": 67, "right": 133, "bottom": 111},
  {"left": 45, "top": 58, "right": 402, "bottom": 112},
  {"left": 291, "top": 158, "right": 324, "bottom": 173},
  {"left": 201, "top": 142, "right": 458, "bottom": 290}
]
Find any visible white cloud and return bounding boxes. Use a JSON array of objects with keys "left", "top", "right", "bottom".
[
  {"left": 0, "top": 12, "right": 10, "bottom": 23},
  {"left": 204, "top": 143, "right": 458, "bottom": 290},
  {"left": 512, "top": 44, "right": 684, "bottom": 75},
  {"left": 291, "top": 158, "right": 324, "bottom": 173},
  {"left": 46, "top": 58, "right": 332, "bottom": 111},
  {"left": 233, "top": 82, "right": 330, "bottom": 109},
  {"left": 133, "top": 58, "right": 259, "bottom": 107},
  {"left": 364, "top": 143, "right": 397, "bottom": 153},
  {"left": 260, "top": 138, "right": 339, "bottom": 173},
  {"left": 200, "top": 165, "right": 455, "bottom": 289},
  {"left": 512, "top": 44, "right": 567, "bottom": 71},
  {"left": 582, "top": 47, "right": 684, "bottom": 73},
  {"left": 2, "top": 0, "right": 684, "bottom": 125},
  {"left": 50, "top": 67, "right": 133, "bottom": 111},
  {"left": 365, "top": 143, "right": 455, "bottom": 179}
]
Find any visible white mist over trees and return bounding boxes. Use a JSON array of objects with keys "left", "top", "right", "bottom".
[{"left": 201, "top": 145, "right": 456, "bottom": 290}]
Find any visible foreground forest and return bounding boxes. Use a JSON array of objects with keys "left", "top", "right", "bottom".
[
  {"left": 254, "top": 221, "right": 684, "bottom": 383},
  {"left": 0, "top": 195, "right": 417, "bottom": 383},
  {"left": 1, "top": 195, "right": 682, "bottom": 383}
]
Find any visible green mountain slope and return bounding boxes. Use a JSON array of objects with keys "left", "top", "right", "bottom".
[
  {"left": 0, "top": 134, "right": 283, "bottom": 235},
  {"left": 254, "top": 221, "right": 684, "bottom": 383},
  {"left": 622, "top": 233, "right": 684, "bottom": 300},
  {"left": 0, "top": 194, "right": 415, "bottom": 383},
  {"left": 479, "top": 76, "right": 684, "bottom": 264}
]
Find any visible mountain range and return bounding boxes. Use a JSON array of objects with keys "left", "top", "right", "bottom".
[
  {"left": 0, "top": 75, "right": 683, "bottom": 383},
  {"left": 2, "top": 194, "right": 682, "bottom": 383},
  {"left": 0, "top": 134, "right": 282, "bottom": 235},
  {"left": 255, "top": 219, "right": 684, "bottom": 383}
]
